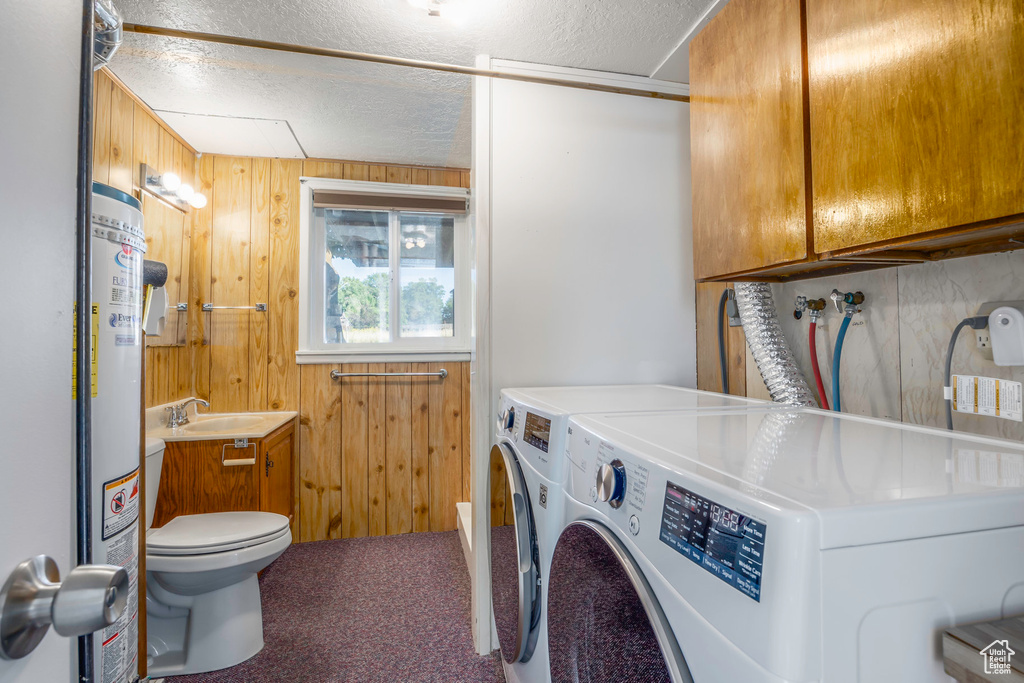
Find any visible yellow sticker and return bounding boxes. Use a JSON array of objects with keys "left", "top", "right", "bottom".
[{"left": 71, "top": 303, "right": 100, "bottom": 399}]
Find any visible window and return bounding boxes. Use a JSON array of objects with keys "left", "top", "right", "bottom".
[{"left": 298, "top": 178, "right": 470, "bottom": 362}]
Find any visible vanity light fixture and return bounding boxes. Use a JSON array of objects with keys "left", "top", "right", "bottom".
[{"left": 140, "top": 163, "right": 207, "bottom": 212}]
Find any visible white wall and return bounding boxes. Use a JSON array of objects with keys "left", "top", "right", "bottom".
[
  {"left": 0, "top": 1, "right": 81, "bottom": 681},
  {"left": 469, "top": 58, "right": 694, "bottom": 653},
  {"left": 487, "top": 62, "right": 695, "bottom": 397}
]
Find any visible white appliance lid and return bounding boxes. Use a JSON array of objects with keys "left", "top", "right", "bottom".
[
  {"left": 502, "top": 385, "right": 770, "bottom": 416},
  {"left": 145, "top": 437, "right": 165, "bottom": 456},
  {"left": 147, "top": 511, "right": 289, "bottom": 552},
  {"left": 573, "top": 409, "right": 1024, "bottom": 549}
]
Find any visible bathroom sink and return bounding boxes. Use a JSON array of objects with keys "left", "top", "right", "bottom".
[
  {"left": 148, "top": 406, "right": 298, "bottom": 442},
  {"left": 183, "top": 415, "right": 264, "bottom": 434}
]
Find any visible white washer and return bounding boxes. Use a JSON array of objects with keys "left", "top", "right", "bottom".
[
  {"left": 488, "top": 385, "right": 773, "bottom": 683},
  {"left": 551, "top": 407, "right": 1024, "bottom": 683}
]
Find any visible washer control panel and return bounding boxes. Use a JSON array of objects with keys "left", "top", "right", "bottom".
[{"left": 659, "top": 481, "right": 767, "bottom": 602}]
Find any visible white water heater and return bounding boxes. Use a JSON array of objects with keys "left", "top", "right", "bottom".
[{"left": 89, "top": 183, "right": 145, "bottom": 683}]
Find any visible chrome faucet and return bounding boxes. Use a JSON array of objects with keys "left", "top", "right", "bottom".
[{"left": 166, "top": 398, "right": 210, "bottom": 428}]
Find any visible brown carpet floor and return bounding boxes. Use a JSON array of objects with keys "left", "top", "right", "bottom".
[{"left": 168, "top": 530, "right": 504, "bottom": 683}]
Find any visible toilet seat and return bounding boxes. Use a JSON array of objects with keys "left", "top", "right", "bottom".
[{"left": 148, "top": 511, "right": 290, "bottom": 556}]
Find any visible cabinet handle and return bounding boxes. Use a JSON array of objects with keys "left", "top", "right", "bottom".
[{"left": 221, "top": 442, "right": 256, "bottom": 467}]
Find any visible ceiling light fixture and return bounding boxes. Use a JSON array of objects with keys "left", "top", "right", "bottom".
[
  {"left": 140, "top": 163, "right": 207, "bottom": 213},
  {"left": 407, "top": 0, "right": 469, "bottom": 22}
]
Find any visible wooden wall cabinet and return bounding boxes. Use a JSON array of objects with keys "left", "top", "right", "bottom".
[
  {"left": 690, "top": 0, "right": 810, "bottom": 281},
  {"left": 152, "top": 420, "right": 296, "bottom": 530},
  {"left": 689, "top": 0, "right": 1024, "bottom": 282}
]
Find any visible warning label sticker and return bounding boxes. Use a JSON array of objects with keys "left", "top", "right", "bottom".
[
  {"left": 102, "top": 468, "right": 140, "bottom": 541},
  {"left": 100, "top": 524, "right": 138, "bottom": 683},
  {"left": 952, "top": 375, "right": 1023, "bottom": 422}
]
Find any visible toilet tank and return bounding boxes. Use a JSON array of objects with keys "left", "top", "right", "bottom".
[{"left": 144, "top": 437, "right": 165, "bottom": 531}]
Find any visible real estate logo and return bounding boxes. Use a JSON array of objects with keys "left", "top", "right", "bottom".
[{"left": 980, "top": 639, "right": 1015, "bottom": 675}]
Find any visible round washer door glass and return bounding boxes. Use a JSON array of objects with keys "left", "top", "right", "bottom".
[
  {"left": 547, "top": 521, "right": 691, "bottom": 683},
  {"left": 489, "top": 443, "right": 539, "bottom": 663}
]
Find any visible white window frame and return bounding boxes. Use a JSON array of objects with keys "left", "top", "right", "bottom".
[{"left": 297, "top": 177, "right": 471, "bottom": 364}]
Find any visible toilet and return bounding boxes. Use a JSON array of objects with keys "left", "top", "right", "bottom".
[{"left": 144, "top": 437, "right": 292, "bottom": 677}]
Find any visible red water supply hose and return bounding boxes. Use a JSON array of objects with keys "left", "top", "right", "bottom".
[{"left": 809, "top": 320, "right": 830, "bottom": 410}]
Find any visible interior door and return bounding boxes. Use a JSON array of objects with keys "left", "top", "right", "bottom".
[
  {"left": 547, "top": 521, "right": 693, "bottom": 683},
  {"left": 0, "top": 0, "right": 83, "bottom": 679},
  {"left": 488, "top": 443, "right": 540, "bottom": 663}
]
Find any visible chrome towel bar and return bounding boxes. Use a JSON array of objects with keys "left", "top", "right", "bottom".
[
  {"left": 330, "top": 369, "right": 448, "bottom": 380},
  {"left": 202, "top": 303, "right": 267, "bottom": 312}
]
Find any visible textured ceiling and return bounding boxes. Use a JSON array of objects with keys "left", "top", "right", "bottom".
[{"left": 111, "top": 0, "right": 715, "bottom": 167}]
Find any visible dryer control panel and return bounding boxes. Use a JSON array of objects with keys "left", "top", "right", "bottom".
[{"left": 659, "top": 482, "right": 766, "bottom": 602}]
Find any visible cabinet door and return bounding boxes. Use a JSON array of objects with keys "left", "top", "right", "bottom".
[
  {"left": 260, "top": 423, "right": 295, "bottom": 521},
  {"left": 152, "top": 439, "right": 259, "bottom": 527},
  {"left": 690, "top": 0, "right": 809, "bottom": 280},
  {"left": 808, "top": 0, "right": 1024, "bottom": 253}
]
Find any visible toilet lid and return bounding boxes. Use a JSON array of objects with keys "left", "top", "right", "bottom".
[{"left": 148, "top": 511, "right": 290, "bottom": 556}]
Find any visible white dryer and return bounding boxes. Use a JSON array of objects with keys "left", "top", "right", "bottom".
[
  {"left": 551, "top": 407, "right": 1024, "bottom": 683},
  {"left": 488, "top": 385, "right": 772, "bottom": 683}
]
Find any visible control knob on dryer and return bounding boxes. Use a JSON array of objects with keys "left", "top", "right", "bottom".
[
  {"left": 497, "top": 406, "right": 516, "bottom": 433},
  {"left": 596, "top": 459, "right": 626, "bottom": 509}
]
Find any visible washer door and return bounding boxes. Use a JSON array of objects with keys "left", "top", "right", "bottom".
[
  {"left": 547, "top": 520, "right": 693, "bottom": 683},
  {"left": 489, "top": 442, "right": 540, "bottom": 663}
]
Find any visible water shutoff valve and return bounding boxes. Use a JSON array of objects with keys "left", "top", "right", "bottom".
[{"left": 831, "top": 289, "right": 865, "bottom": 314}]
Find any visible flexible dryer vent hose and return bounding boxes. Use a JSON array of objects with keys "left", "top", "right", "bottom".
[
  {"left": 734, "top": 282, "right": 817, "bottom": 407},
  {"left": 94, "top": 0, "right": 123, "bottom": 70}
]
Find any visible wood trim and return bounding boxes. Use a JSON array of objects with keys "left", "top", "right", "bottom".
[
  {"left": 100, "top": 66, "right": 198, "bottom": 155},
  {"left": 122, "top": 24, "right": 689, "bottom": 103}
]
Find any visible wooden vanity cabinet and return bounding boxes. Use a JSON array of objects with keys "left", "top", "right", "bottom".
[
  {"left": 151, "top": 419, "right": 296, "bottom": 530},
  {"left": 689, "top": 0, "right": 1024, "bottom": 281}
]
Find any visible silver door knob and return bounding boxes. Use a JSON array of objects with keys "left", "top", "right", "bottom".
[
  {"left": 596, "top": 460, "right": 626, "bottom": 509},
  {"left": 0, "top": 555, "right": 129, "bottom": 660}
]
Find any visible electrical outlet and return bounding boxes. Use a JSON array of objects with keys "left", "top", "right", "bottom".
[
  {"left": 726, "top": 292, "right": 742, "bottom": 327},
  {"left": 974, "top": 300, "right": 1024, "bottom": 361}
]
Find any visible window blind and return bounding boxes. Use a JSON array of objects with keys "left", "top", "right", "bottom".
[{"left": 312, "top": 189, "right": 467, "bottom": 214}]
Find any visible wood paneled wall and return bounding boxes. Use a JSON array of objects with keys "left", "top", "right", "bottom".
[
  {"left": 93, "top": 70, "right": 474, "bottom": 542},
  {"left": 196, "top": 158, "right": 471, "bottom": 541},
  {"left": 695, "top": 283, "right": 747, "bottom": 395}
]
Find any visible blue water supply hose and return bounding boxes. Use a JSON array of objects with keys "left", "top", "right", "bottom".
[{"left": 832, "top": 312, "right": 853, "bottom": 412}]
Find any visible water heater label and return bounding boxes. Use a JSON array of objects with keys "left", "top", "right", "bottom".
[
  {"left": 106, "top": 242, "right": 141, "bottom": 347},
  {"left": 71, "top": 303, "right": 100, "bottom": 398},
  {"left": 100, "top": 524, "right": 138, "bottom": 683},
  {"left": 100, "top": 467, "right": 140, "bottom": 683},
  {"left": 102, "top": 468, "right": 140, "bottom": 541}
]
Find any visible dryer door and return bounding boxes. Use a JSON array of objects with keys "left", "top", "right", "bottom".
[
  {"left": 489, "top": 442, "right": 540, "bottom": 663},
  {"left": 547, "top": 520, "right": 693, "bottom": 683}
]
